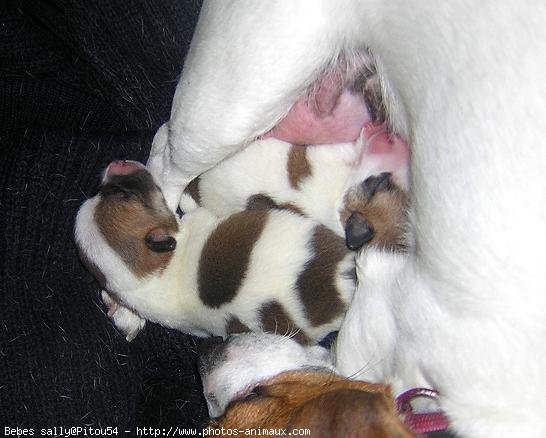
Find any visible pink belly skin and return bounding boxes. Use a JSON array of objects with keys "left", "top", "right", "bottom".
[
  {"left": 263, "top": 51, "right": 376, "bottom": 146},
  {"left": 263, "top": 56, "right": 410, "bottom": 184},
  {"left": 265, "top": 88, "right": 372, "bottom": 145},
  {"left": 363, "top": 122, "right": 410, "bottom": 161},
  {"left": 264, "top": 89, "right": 371, "bottom": 145}
]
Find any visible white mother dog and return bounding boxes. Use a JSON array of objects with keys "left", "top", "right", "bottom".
[{"left": 147, "top": 2, "right": 546, "bottom": 436}]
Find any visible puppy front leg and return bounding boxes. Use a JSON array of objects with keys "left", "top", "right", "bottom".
[
  {"left": 147, "top": 0, "right": 357, "bottom": 210},
  {"left": 101, "top": 291, "right": 145, "bottom": 342}
]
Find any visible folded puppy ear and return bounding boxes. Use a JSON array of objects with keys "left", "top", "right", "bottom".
[
  {"left": 345, "top": 212, "right": 374, "bottom": 250},
  {"left": 145, "top": 227, "right": 177, "bottom": 252},
  {"left": 362, "top": 172, "right": 393, "bottom": 198}
]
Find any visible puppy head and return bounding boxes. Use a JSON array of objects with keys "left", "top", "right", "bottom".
[
  {"left": 198, "top": 333, "right": 333, "bottom": 419},
  {"left": 340, "top": 127, "right": 410, "bottom": 251},
  {"left": 74, "top": 160, "right": 179, "bottom": 292},
  {"left": 342, "top": 171, "right": 409, "bottom": 251},
  {"left": 199, "top": 334, "right": 414, "bottom": 437}
]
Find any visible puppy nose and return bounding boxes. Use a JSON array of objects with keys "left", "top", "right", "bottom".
[
  {"left": 105, "top": 160, "right": 145, "bottom": 177},
  {"left": 198, "top": 336, "right": 225, "bottom": 358},
  {"left": 345, "top": 212, "right": 374, "bottom": 250}
]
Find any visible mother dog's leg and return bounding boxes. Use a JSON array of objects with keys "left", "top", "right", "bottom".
[
  {"left": 147, "top": 0, "right": 369, "bottom": 210},
  {"left": 338, "top": 2, "right": 546, "bottom": 436}
]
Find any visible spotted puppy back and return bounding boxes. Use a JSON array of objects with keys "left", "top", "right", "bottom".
[{"left": 195, "top": 209, "right": 356, "bottom": 344}]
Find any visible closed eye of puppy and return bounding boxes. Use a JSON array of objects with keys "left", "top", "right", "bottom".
[
  {"left": 75, "top": 161, "right": 359, "bottom": 342},
  {"left": 199, "top": 333, "right": 415, "bottom": 437}
]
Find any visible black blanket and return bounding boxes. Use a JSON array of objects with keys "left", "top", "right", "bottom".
[{"left": 1, "top": 0, "right": 209, "bottom": 433}]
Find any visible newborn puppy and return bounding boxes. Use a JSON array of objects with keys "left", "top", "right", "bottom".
[
  {"left": 199, "top": 333, "right": 415, "bottom": 437},
  {"left": 74, "top": 161, "right": 356, "bottom": 343},
  {"left": 182, "top": 124, "right": 410, "bottom": 251}
]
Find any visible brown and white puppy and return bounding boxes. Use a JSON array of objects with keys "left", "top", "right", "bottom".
[
  {"left": 182, "top": 125, "right": 410, "bottom": 252},
  {"left": 74, "top": 161, "right": 358, "bottom": 343},
  {"left": 75, "top": 157, "right": 408, "bottom": 342},
  {"left": 199, "top": 333, "right": 415, "bottom": 437}
]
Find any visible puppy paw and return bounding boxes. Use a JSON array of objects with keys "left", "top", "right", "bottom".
[{"left": 101, "top": 291, "right": 146, "bottom": 341}]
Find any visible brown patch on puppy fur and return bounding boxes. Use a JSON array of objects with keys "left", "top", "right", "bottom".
[
  {"left": 287, "top": 145, "right": 312, "bottom": 189},
  {"left": 279, "top": 202, "right": 305, "bottom": 216},
  {"left": 288, "top": 389, "right": 415, "bottom": 438},
  {"left": 94, "top": 170, "right": 179, "bottom": 278},
  {"left": 259, "top": 301, "right": 310, "bottom": 344},
  {"left": 206, "top": 370, "right": 415, "bottom": 437},
  {"left": 246, "top": 194, "right": 305, "bottom": 217},
  {"left": 226, "top": 317, "right": 251, "bottom": 335},
  {"left": 341, "top": 173, "right": 409, "bottom": 251},
  {"left": 198, "top": 210, "right": 269, "bottom": 308},
  {"left": 246, "top": 194, "right": 278, "bottom": 211},
  {"left": 296, "top": 227, "right": 348, "bottom": 327}
]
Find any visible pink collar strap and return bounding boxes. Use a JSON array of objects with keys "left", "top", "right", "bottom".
[{"left": 396, "top": 388, "right": 450, "bottom": 434}]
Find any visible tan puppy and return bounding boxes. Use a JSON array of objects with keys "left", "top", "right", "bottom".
[{"left": 199, "top": 333, "right": 415, "bottom": 437}]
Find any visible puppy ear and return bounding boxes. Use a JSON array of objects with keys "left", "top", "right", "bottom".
[
  {"left": 362, "top": 172, "right": 393, "bottom": 198},
  {"left": 345, "top": 212, "right": 374, "bottom": 250},
  {"left": 145, "top": 227, "right": 177, "bottom": 253}
]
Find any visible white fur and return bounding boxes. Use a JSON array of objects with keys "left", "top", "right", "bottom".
[
  {"left": 200, "top": 332, "right": 333, "bottom": 418},
  {"left": 147, "top": 1, "right": 546, "bottom": 435},
  {"left": 181, "top": 137, "right": 358, "bottom": 236},
  {"left": 101, "top": 290, "right": 146, "bottom": 342}
]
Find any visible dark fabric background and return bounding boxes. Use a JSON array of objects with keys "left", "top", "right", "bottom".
[{"left": 0, "top": 0, "right": 208, "bottom": 433}]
